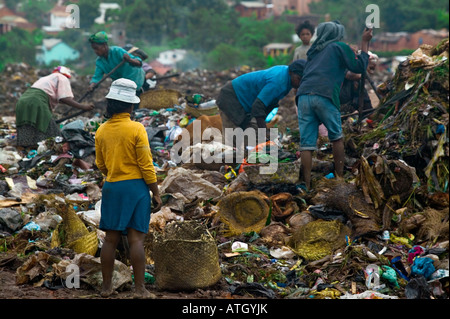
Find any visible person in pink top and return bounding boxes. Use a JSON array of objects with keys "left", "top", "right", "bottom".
[{"left": 15, "top": 66, "right": 94, "bottom": 148}]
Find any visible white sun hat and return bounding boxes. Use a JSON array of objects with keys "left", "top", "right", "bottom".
[{"left": 105, "top": 78, "right": 140, "bottom": 104}]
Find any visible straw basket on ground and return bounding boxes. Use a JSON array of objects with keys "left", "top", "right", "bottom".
[
  {"left": 50, "top": 204, "right": 98, "bottom": 256},
  {"left": 217, "top": 191, "right": 271, "bottom": 236},
  {"left": 139, "top": 89, "right": 182, "bottom": 110},
  {"left": 152, "top": 220, "right": 221, "bottom": 291}
]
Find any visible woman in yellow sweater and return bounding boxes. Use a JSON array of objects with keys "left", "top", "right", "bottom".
[{"left": 95, "top": 78, "right": 162, "bottom": 298}]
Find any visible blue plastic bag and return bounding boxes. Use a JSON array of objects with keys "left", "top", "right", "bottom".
[{"left": 410, "top": 257, "right": 435, "bottom": 280}]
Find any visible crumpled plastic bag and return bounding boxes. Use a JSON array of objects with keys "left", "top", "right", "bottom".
[
  {"left": 178, "top": 141, "right": 234, "bottom": 169},
  {"left": 77, "top": 200, "right": 102, "bottom": 227},
  {"left": 60, "top": 127, "right": 95, "bottom": 159},
  {"left": 159, "top": 167, "right": 222, "bottom": 202},
  {"left": 161, "top": 192, "right": 190, "bottom": 212},
  {"left": 149, "top": 206, "right": 184, "bottom": 231},
  {"left": 0, "top": 207, "right": 23, "bottom": 231},
  {"left": 410, "top": 257, "right": 436, "bottom": 280},
  {"left": 270, "top": 246, "right": 295, "bottom": 259},
  {"left": 405, "top": 275, "right": 432, "bottom": 299}
]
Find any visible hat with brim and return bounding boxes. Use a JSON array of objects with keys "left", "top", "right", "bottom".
[{"left": 105, "top": 78, "right": 140, "bottom": 104}]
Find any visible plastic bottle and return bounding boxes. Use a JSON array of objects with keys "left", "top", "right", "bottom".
[
  {"left": 365, "top": 264, "right": 381, "bottom": 289},
  {"left": 198, "top": 99, "right": 216, "bottom": 109},
  {"left": 380, "top": 230, "right": 390, "bottom": 241}
]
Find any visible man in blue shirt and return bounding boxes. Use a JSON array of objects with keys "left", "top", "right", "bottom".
[
  {"left": 216, "top": 60, "right": 306, "bottom": 153},
  {"left": 296, "top": 21, "right": 372, "bottom": 190},
  {"left": 88, "top": 31, "right": 145, "bottom": 98}
]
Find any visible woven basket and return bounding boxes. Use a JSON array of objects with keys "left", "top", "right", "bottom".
[
  {"left": 152, "top": 221, "right": 221, "bottom": 291},
  {"left": 288, "top": 219, "right": 350, "bottom": 261},
  {"left": 50, "top": 225, "right": 99, "bottom": 256},
  {"left": 67, "top": 231, "right": 98, "bottom": 256},
  {"left": 51, "top": 204, "right": 98, "bottom": 256},
  {"left": 139, "top": 89, "right": 182, "bottom": 110},
  {"left": 217, "top": 191, "right": 271, "bottom": 236},
  {"left": 185, "top": 104, "right": 219, "bottom": 117}
]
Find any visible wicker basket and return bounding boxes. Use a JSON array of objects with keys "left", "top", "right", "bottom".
[
  {"left": 185, "top": 104, "right": 219, "bottom": 117},
  {"left": 50, "top": 204, "right": 98, "bottom": 256},
  {"left": 217, "top": 191, "right": 271, "bottom": 236},
  {"left": 139, "top": 89, "right": 182, "bottom": 110},
  {"left": 67, "top": 231, "right": 99, "bottom": 256},
  {"left": 152, "top": 220, "right": 221, "bottom": 291}
]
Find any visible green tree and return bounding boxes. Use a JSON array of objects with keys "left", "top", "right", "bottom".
[
  {"left": 4, "top": 0, "right": 20, "bottom": 10},
  {"left": 18, "top": 0, "right": 56, "bottom": 27},
  {"left": 309, "top": 0, "right": 449, "bottom": 39},
  {"left": 235, "top": 16, "right": 269, "bottom": 48},
  {"left": 122, "top": 0, "right": 178, "bottom": 44},
  {"left": 185, "top": 8, "right": 239, "bottom": 52},
  {"left": 206, "top": 43, "right": 244, "bottom": 70},
  {"left": 176, "top": 0, "right": 228, "bottom": 12},
  {"left": 264, "top": 17, "right": 293, "bottom": 43},
  {"left": 389, "top": 0, "right": 449, "bottom": 31},
  {"left": 75, "top": 0, "right": 101, "bottom": 29},
  {"left": 309, "top": 0, "right": 371, "bottom": 43},
  {"left": 0, "top": 28, "right": 42, "bottom": 71},
  {"left": 436, "top": 9, "right": 450, "bottom": 29},
  {"left": 241, "top": 47, "right": 267, "bottom": 68}
]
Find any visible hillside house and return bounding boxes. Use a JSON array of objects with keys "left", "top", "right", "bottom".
[
  {"left": 0, "top": 5, "right": 36, "bottom": 34},
  {"left": 234, "top": 1, "right": 269, "bottom": 20},
  {"left": 36, "top": 38, "right": 80, "bottom": 66},
  {"left": 157, "top": 49, "right": 187, "bottom": 67},
  {"left": 371, "top": 29, "right": 449, "bottom": 52},
  {"left": 43, "top": 2, "right": 71, "bottom": 34},
  {"left": 263, "top": 43, "right": 293, "bottom": 57},
  {"left": 270, "top": 0, "right": 315, "bottom": 16},
  {"left": 94, "top": 2, "right": 121, "bottom": 24}
]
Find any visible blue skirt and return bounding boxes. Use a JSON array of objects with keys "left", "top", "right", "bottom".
[{"left": 100, "top": 179, "right": 152, "bottom": 234}]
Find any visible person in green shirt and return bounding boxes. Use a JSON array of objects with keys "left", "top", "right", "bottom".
[{"left": 88, "top": 31, "right": 145, "bottom": 99}]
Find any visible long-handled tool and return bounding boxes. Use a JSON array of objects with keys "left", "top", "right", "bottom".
[
  {"left": 154, "top": 73, "right": 180, "bottom": 81},
  {"left": 56, "top": 59, "right": 126, "bottom": 123},
  {"left": 357, "top": 27, "right": 373, "bottom": 127},
  {"left": 341, "top": 107, "right": 377, "bottom": 120},
  {"left": 357, "top": 64, "right": 368, "bottom": 126}
]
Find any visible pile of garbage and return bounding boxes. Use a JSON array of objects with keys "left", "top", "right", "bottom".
[{"left": 0, "top": 39, "right": 448, "bottom": 300}]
